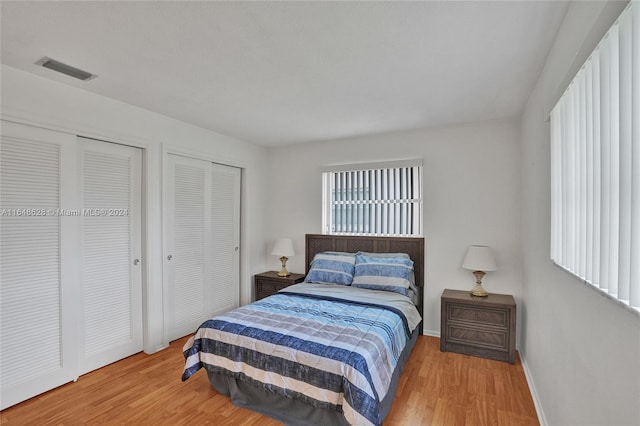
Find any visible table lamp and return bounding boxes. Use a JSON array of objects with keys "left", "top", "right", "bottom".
[
  {"left": 462, "top": 245, "right": 497, "bottom": 297},
  {"left": 272, "top": 238, "right": 295, "bottom": 277}
]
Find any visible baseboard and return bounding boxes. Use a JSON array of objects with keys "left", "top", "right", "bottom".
[
  {"left": 145, "top": 343, "right": 169, "bottom": 355},
  {"left": 519, "top": 351, "right": 548, "bottom": 426},
  {"left": 422, "top": 328, "right": 440, "bottom": 337}
]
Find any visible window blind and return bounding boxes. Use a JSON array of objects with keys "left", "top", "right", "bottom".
[
  {"left": 322, "top": 161, "right": 422, "bottom": 237},
  {"left": 550, "top": 2, "right": 639, "bottom": 313}
]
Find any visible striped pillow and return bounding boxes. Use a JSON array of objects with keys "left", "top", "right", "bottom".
[
  {"left": 352, "top": 254, "right": 414, "bottom": 296},
  {"left": 304, "top": 252, "right": 356, "bottom": 286}
]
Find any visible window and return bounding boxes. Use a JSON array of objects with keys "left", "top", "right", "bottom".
[
  {"left": 322, "top": 160, "right": 422, "bottom": 237},
  {"left": 550, "top": 2, "right": 639, "bottom": 313}
]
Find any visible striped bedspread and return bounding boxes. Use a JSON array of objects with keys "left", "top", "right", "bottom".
[{"left": 182, "top": 283, "right": 421, "bottom": 426}]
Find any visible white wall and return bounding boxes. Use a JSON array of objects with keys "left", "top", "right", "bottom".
[
  {"left": 0, "top": 65, "right": 269, "bottom": 353},
  {"left": 266, "top": 118, "right": 522, "bottom": 337},
  {"left": 520, "top": 1, "right": 640, "bottom": 425}
]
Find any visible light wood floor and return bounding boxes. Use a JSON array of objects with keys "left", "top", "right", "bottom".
[{"left": 0, "top": 336, "right": 538, "bottom": 425}]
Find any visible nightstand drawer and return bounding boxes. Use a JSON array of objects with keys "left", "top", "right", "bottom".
[
  {"left": 447, "top": 304, "right": 509, "bottom": 328},
  {"left": 256, "top": 280, "right": 284, "bottom": 299},
  {"left": 446, "top": 323, "right": 509, "bottom": 350},
  {"left": 254, "top": 271, "right": 306, "bottom": 301}
]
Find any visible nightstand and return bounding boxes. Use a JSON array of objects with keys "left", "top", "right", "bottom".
[
  {"left": 254, "top": 271, "right": 306, "bottom": 301},
  {"left": 440, "top": 289, "right": 516, "bottom": 363}
]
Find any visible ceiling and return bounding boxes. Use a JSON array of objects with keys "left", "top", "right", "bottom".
[{"left": 1, "top": 1, "right": 569, "bottom": 147}]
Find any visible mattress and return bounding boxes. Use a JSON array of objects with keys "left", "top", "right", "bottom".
[{"left": 182, "top": 283, "right": 422, "bottom": 426}]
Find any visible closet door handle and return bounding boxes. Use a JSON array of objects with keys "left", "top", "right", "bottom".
[
  {"left": 133, "top": 259, "right": 140, "bottom": 266},
  {"left": 167, "top": 254, "right": 173, "bottom": 261}
]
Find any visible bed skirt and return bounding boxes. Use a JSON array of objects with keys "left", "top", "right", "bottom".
[{"left": 206, "top": 325, "right": 421, "bottom": 426}]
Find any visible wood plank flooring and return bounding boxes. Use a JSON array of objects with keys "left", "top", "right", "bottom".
[{"left": 0, "top": 336, "right": 538, "bottom": 425}]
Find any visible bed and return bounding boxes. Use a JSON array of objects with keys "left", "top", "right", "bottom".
[{"left": 182, "top": 234, "right": 424, "bottom": 426}]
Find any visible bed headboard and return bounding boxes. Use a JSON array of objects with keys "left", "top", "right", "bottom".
[{"left": 305, "top": 233, "right": 425, "bottom": 333}]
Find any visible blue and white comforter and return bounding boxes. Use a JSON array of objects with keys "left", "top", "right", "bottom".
[{"left": 182, "top": 283, "right": 421, "bottom": 426}]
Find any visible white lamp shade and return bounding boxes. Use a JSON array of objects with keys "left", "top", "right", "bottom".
[
  {"left": 462, "top": 245, "right": 497, "bottom": 272},
  {"left": 271, "top": 238, "right": 295, "bottom": 257}
]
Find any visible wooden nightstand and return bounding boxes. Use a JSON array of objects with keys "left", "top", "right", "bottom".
[
  {"left": 254, "top": 271, "right": 306, "bottom": 301},
  {"left": 440, "top": 289, "right": 516, "bottom": 363}
]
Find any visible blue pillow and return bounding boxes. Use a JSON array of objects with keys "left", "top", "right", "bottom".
[
  {"left": 304, "top": 252, "right": 356, "bottom": 286},
  {"left": 352, "top": 254, "right": 414, "bottom": 296}
]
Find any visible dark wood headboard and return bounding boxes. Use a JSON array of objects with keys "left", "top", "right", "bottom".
[{"left": 305, "top": 233, "right": 425, "bottom": 333}]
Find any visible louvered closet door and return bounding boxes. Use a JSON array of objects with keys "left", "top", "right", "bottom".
[
  {"left": 165, "top": 155, "right": 240, "bottom": 341},
  {"left": 78, "top": 138, "right": 142, "bottom": 375},
  {"left": 208, "top": 163, "right": 241, "bottom": 315},
  {"left": 0, "top": 121, "right": 78, "bottom": 410}
]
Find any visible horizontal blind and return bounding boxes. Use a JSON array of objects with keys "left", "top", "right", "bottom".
[
  {"left": 550, "top": 2, "right": 639, "bottom": 312},
  {"left": 325, "top": 163, "right": 422, "bottom": 237}
]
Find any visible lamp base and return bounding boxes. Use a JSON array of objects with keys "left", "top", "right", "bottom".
[
  {"left": 470, "top": 270, "right": 489, "bottom": 297},
  {"left": 277, "top": 256, "right": 290, "bottom": 277},
  {"left": 470, "top": 284, "right": 489, "bottom": 297}
]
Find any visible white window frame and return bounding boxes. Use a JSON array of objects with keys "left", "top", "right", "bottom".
[
  {"left": 321, "top": 160, "right": 423, "bottom": 237},
  {"left": 550, "top": 2, "right": 639, "bottom": 314}
]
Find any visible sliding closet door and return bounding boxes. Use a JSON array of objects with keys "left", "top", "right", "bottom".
[
  {"left": 165, "top": 154, "right": 207, "bottom": 341},
  {"left": 164, "top": 154, "right": 240, "bottom": 341},
  {"left": 0, "top": 121, "right": 78, "bottom": 410},
  {"left": 78, "top": 138, "right": 143, "bottom": 375},
  {"left": 209, "top": 163, "right": 241, "bottom": 315},
  {"left": 1, "top": 124, "right": 144, "bottom": 409}
]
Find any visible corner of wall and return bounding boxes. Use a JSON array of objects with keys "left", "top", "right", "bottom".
[{"left": 518, "top": 351, "right": 548, "bottom": 426}]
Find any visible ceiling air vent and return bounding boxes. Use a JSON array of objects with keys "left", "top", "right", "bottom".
[{"left": 35, "top": 57, "right": 96, "bottom": 81}]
